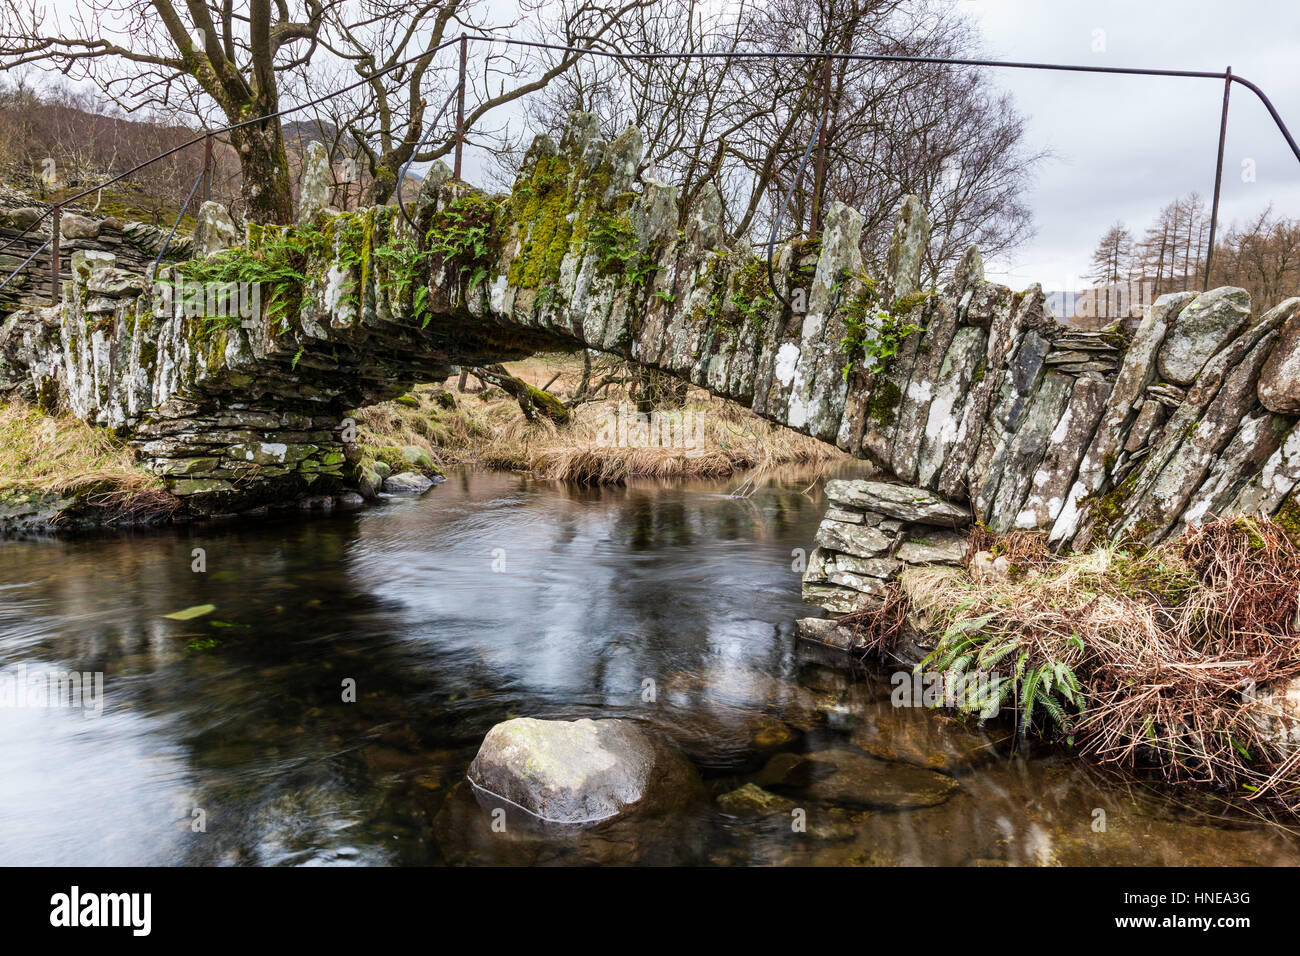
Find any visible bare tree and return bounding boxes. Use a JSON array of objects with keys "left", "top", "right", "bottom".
[
  {"left": 0, "top": 76, "right": 243, "bottom": 221},
  {"left": 1129, "top": 193, "right": 1209, "bottom": 296},
  {"left": 301, "top": 0, "right": 656, "bottom": 206},
  {"left": 1088, "top": 222, "right": 1134, "bottom": 285},
  {"left": 1108, "top": 193, "right": 1300, "bottom": 310},
  {"left": 1209, "top": 205, "right": 1300, "bottom": 311},
  {"left": 521, "top": 0, "right": 1041, "bottom": 284},
  {"left": 1, "top": 0, "right": 334, "bottom": 223}
]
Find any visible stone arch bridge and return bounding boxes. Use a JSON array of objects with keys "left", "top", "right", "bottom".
[{"left": 2, "top": 113, "right": 1299, "bottom": 609}]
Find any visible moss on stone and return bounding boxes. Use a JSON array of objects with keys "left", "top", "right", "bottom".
[
  {"left": 866, "top": 379, "right": 903, "bottom": 428},
  {"left": 691, "top": 250, "right": 732, "bottom": 325},
  {"left": 35, "top": 377, "right": 59, "bottom": 414},
  {"left": 892, "top": 290, "right": 933, "bottom": 314},
  {"left": 730, "top": 257, "right": 775, "bottom": 332},
  {"left": 838, "top": 271, "right": 921, "bottom": 381},
  {"left": 424, "top": 193, "right": 499, "bottom": 298},
  {"left": 587, "top": 211, "right": 640, "bottom": 277},
  {"left": 504, "top": 152, "right": 587, "bottom": 289},
  {"left": 1086, "top": 470, "right": 1140, "bottom": 541},
  {"left": 1275, "top": 491, "right": 1300, "bottom": 544}
]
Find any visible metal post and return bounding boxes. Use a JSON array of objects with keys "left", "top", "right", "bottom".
[
  {"left": 1204, "top": 66, "right": 1232, "bottom": 292},
  {"left": 203, "top": 133, "right": 214, "bottom": 202},
  {"left": 454, "top": 33, "right": 468, "bottom": 180},
  {"left": 811, "top": 56, "right": 832, "bottom": 233},
  {"left": 49, "top": 206, "right": 61, "bottom": 305}
]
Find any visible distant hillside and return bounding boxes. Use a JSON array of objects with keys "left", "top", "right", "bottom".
[
  {"left": 0, "top": 86, "right": 424, "bottom": 225},
  {"left": 0, "top": 84, "right": 242, "bottom": 226}
]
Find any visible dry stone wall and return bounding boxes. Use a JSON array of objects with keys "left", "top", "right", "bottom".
[
  {"left": 798, "top": 280, "right": 1300, "bottom": 621},
  {"left": 0, "top": 199, "right": 191, "bottom": 313}
]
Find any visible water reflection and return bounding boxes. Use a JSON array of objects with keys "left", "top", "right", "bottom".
[{"left": 0, "top": 466, "right": 1297, "bottom": 865}]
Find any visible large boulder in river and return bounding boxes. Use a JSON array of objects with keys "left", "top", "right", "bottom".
[
  {"left": 1156, "top": 287, "right": 1251, "bottom": 385},
  {"left": 467, "top": 717, "right": 701, "bottom": 826}
]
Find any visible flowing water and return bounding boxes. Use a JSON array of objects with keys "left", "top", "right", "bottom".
[{"left": 1, "top": 466, "right": 1298, "bottom": 866}]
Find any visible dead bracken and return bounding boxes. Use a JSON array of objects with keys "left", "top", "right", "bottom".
[{"left": 846, "top": 516, "right": 1300, "bottom": 808}]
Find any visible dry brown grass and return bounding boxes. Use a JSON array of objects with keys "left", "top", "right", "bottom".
[
  {"left": 356, "top": 356, "right": 846, "bottom": 484},
  {"left": 965, "top": 525, "right": 1052, "bottom": 571},
  {"left": 839, "top": 584, "right": 911, "bottom": 661},
  {"left": 0, "top": 397, "right": 178, "bottom": 524},
  {"left": 856, "top": 517, "right": 1300, "bottom": 806},
  {"left": 353, "top": 386, "right": 494, "bottom": 472},
  {"left": 1082, "top": 520, "right": 1300, "bottom": 801},
  {"left": 0, "top": 398, "right": 160, "bottom": 494},
  {"left": 523, "top": 398, "right": 841, "bottom": 484}
]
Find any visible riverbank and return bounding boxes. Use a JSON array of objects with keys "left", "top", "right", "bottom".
[
  {"left": 354, "top": 354, "right": 846, "bottom": 486},
  {"left": 0, "top": 398, "right": 180, "bottom": 532},
  {"left": 838, "top": 516, "right": 1300, "bottom": 811},
  {"left": 0, "top": 354, "right": 846, "bottom": 533}
]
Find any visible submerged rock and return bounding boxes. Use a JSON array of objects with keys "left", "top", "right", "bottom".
[
  {"left": 646, "top": 705, "right": 802, "bottom": 770},
  {"left": 0, "top": 488, "right": 76, "bottom": 533},
  {"left": 467, "top": 717, "right": 700, "bottom": 826},
  {"left": 795, "top": 617, "right": 866, "bottom": 653},
  {"left": 754, "top": 748, "right": 958, "bottom": 809},
  {"left": 716, "top": 783, "right": 797, "bottom": 814},
  {"left": 433, "top": 774, "right": 707, "bottom": 865},
  {"left": 850, "top": 709, "right": 1011, "bottom": 773}
]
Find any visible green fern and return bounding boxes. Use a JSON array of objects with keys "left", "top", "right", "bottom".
[{"left": 919, "top": 610, "right": 1085, "bottom": 738}]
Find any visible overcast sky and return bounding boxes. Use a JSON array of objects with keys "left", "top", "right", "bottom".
[{"left": 958, "top": 0, "right": 1300, "bottom": 290}]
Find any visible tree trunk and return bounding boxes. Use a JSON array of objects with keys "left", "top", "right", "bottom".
[
  {"left": 231, "top": 119, "right": 295, "bottom": 225},
  {"left": 365, "top": 164, "right": 399, "bottom": 207},
  {"left": 473, "top": 365, "right": 570, "bottom": 425},
  {"left": 633, "top": 366, "right": 688, "bottom": 413}
]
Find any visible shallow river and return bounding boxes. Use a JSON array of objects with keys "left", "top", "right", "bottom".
[{"left": 1, "top": 466, "right": 1298, "bottom": 865}]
